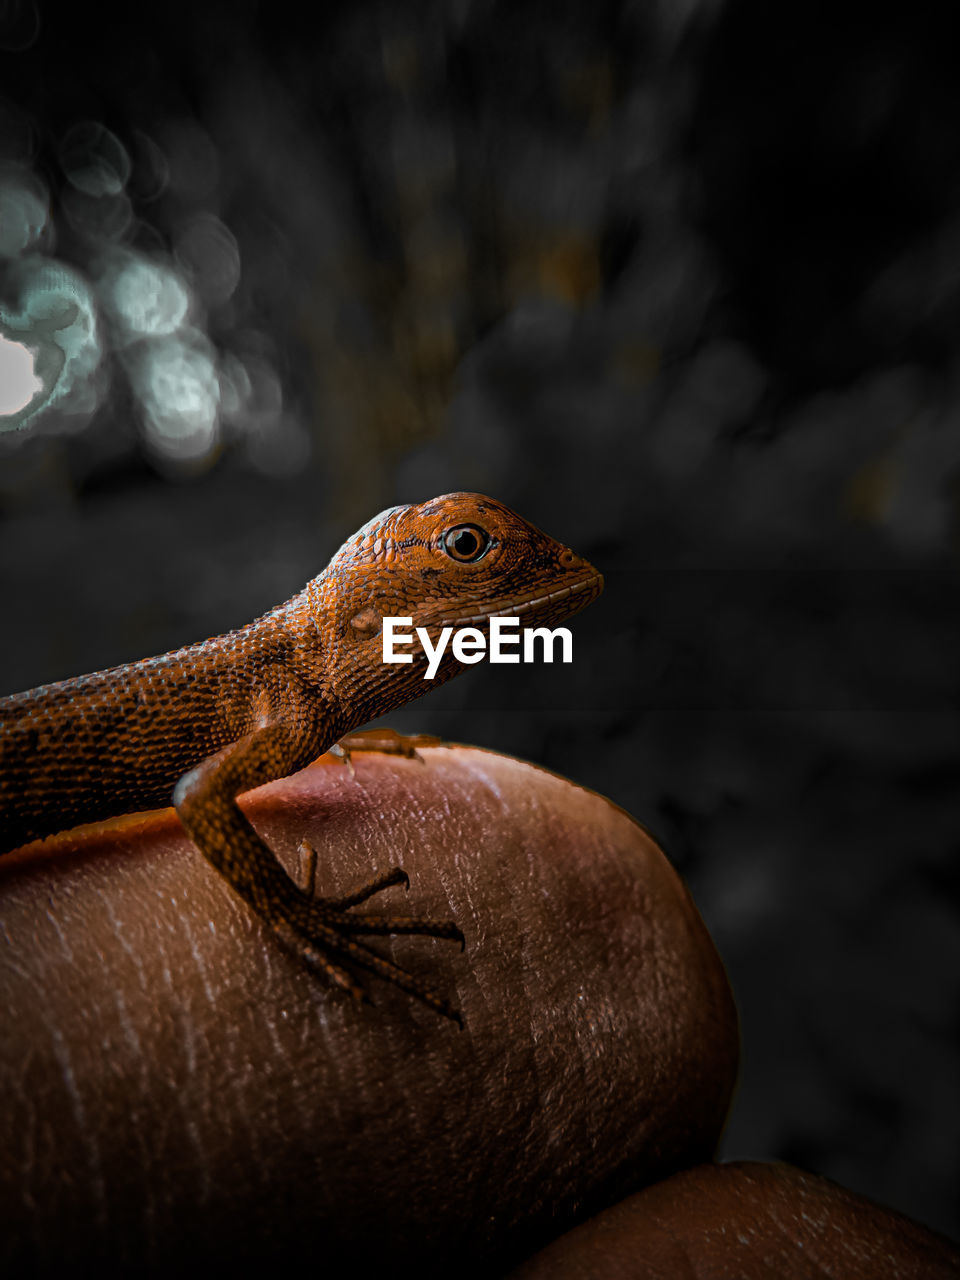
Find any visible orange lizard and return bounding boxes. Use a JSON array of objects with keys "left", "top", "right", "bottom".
[{"left": 0, "top": 493, "right": 602, "bottom": 1022}]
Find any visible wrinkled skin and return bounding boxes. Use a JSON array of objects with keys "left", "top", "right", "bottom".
[
  {"left": 509, "top": 1160, "right": 960, "bottom": 1279},
  {"left": 0, "top": 746, "right": 737, "bottom": 1275}
]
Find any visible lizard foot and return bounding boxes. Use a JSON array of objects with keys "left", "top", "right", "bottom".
[
  {"left": 282, "top": 848, "right": 464, "bottom": 1024},
  {"left": 275, "top": 911, "right": 463, "bottom": 1026},
  {"left": 297, "top": 841, "right": 463, "bottom": 945},
  {"left": 333, "top": 728, "right": 445, "bottom": 763}
]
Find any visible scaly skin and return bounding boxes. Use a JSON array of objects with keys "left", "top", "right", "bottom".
[{"left": 0, "top": 493, "right": 603, "bottom": 1021}]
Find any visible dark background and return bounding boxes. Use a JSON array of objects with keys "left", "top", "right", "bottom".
[{"left": 1, "top": 0, "right": 958, "bottom": 1242}]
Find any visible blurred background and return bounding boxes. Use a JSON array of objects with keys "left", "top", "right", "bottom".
[{"left": 1, "top": 0, "right": 958, "bottom": 1241}]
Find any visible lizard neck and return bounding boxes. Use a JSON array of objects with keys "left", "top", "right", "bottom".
[
  {"left": 271, "top": 585, "right": 325, "bottom": 683},
  {"left": 271, "top": 579, "right": 355, "bottom": 742}
]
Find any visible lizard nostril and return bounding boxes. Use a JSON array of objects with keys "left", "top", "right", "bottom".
[{"left": 559, "top": 549, "right": 577, "bottom": 568}]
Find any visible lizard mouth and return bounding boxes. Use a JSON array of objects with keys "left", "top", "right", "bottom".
[{"left": 442, "top": 571, "right": 604, "bottom": 628}]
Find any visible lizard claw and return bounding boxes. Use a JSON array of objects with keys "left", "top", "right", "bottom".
[
  {"left": 327, "top": 741, "right": 356, "bottom": 777},
  {"left": 317, "top": 865, "right": 411, "bottom": 911},
  {"left": 274, "top": 868, "right": 463, "bottom": 1023}
]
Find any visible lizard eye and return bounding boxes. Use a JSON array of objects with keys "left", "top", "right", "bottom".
[{"left": 442, "top": 524, "right": 490, "bottom": 563}]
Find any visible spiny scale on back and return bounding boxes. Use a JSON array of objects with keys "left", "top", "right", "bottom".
[{"left": 0, "top": 493, "right": 602, "bottom": 1021}]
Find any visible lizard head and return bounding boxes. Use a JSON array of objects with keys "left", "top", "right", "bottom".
[{"left": 311, "top": 492, "right": 603, "bottom": 723}]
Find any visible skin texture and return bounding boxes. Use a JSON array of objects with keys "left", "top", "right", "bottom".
[
  {"left": 0, "top": 745, "right": 738, "bottom": 1275},
  {"left": 0, "top": 493, "right": 602, "bottom": 1020},
  {"left": 507, "top": 1160, "right": 960, "bottom": 1279}
]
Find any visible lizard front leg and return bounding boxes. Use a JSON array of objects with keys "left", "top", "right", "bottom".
[{"left": 172, "top": 722, "right": 463, "bottom": 1023}]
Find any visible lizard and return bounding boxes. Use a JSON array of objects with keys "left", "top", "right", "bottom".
[{"left": 0, "top": 493, "right": 602, "bottom": 1023}]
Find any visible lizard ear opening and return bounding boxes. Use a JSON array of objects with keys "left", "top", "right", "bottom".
[
  {"left": 442, "top": 524, "right": 491, "bottom": 563},
  {"left": 348, "top": 607, "right": 382, "bottom": 635}
]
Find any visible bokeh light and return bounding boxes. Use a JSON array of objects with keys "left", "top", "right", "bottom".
[
  {"left": 174, "top": 213, "right": 241, "bottom": 308},
  {"left": 0, "top": 257, "right": 101, "bottom": 429},
  {"left": 98, "top": 252, "right": 192, "bottom": 343},
  {"left": 59, "top": 121, "right": 131, "bottom": 198},
  {"left": 128, "top": 329, "right": 220, "bottom": 465},
  {"left": 0, "top": 168, "right": 49, "bottom": 258},
  {"left": 0, "top": 331, "right": 41, "bottom": 418}
]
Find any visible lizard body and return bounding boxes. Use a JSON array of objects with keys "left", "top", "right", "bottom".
[{"left": 0, "top": 493, "right": 602, "bottom": 1020}]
